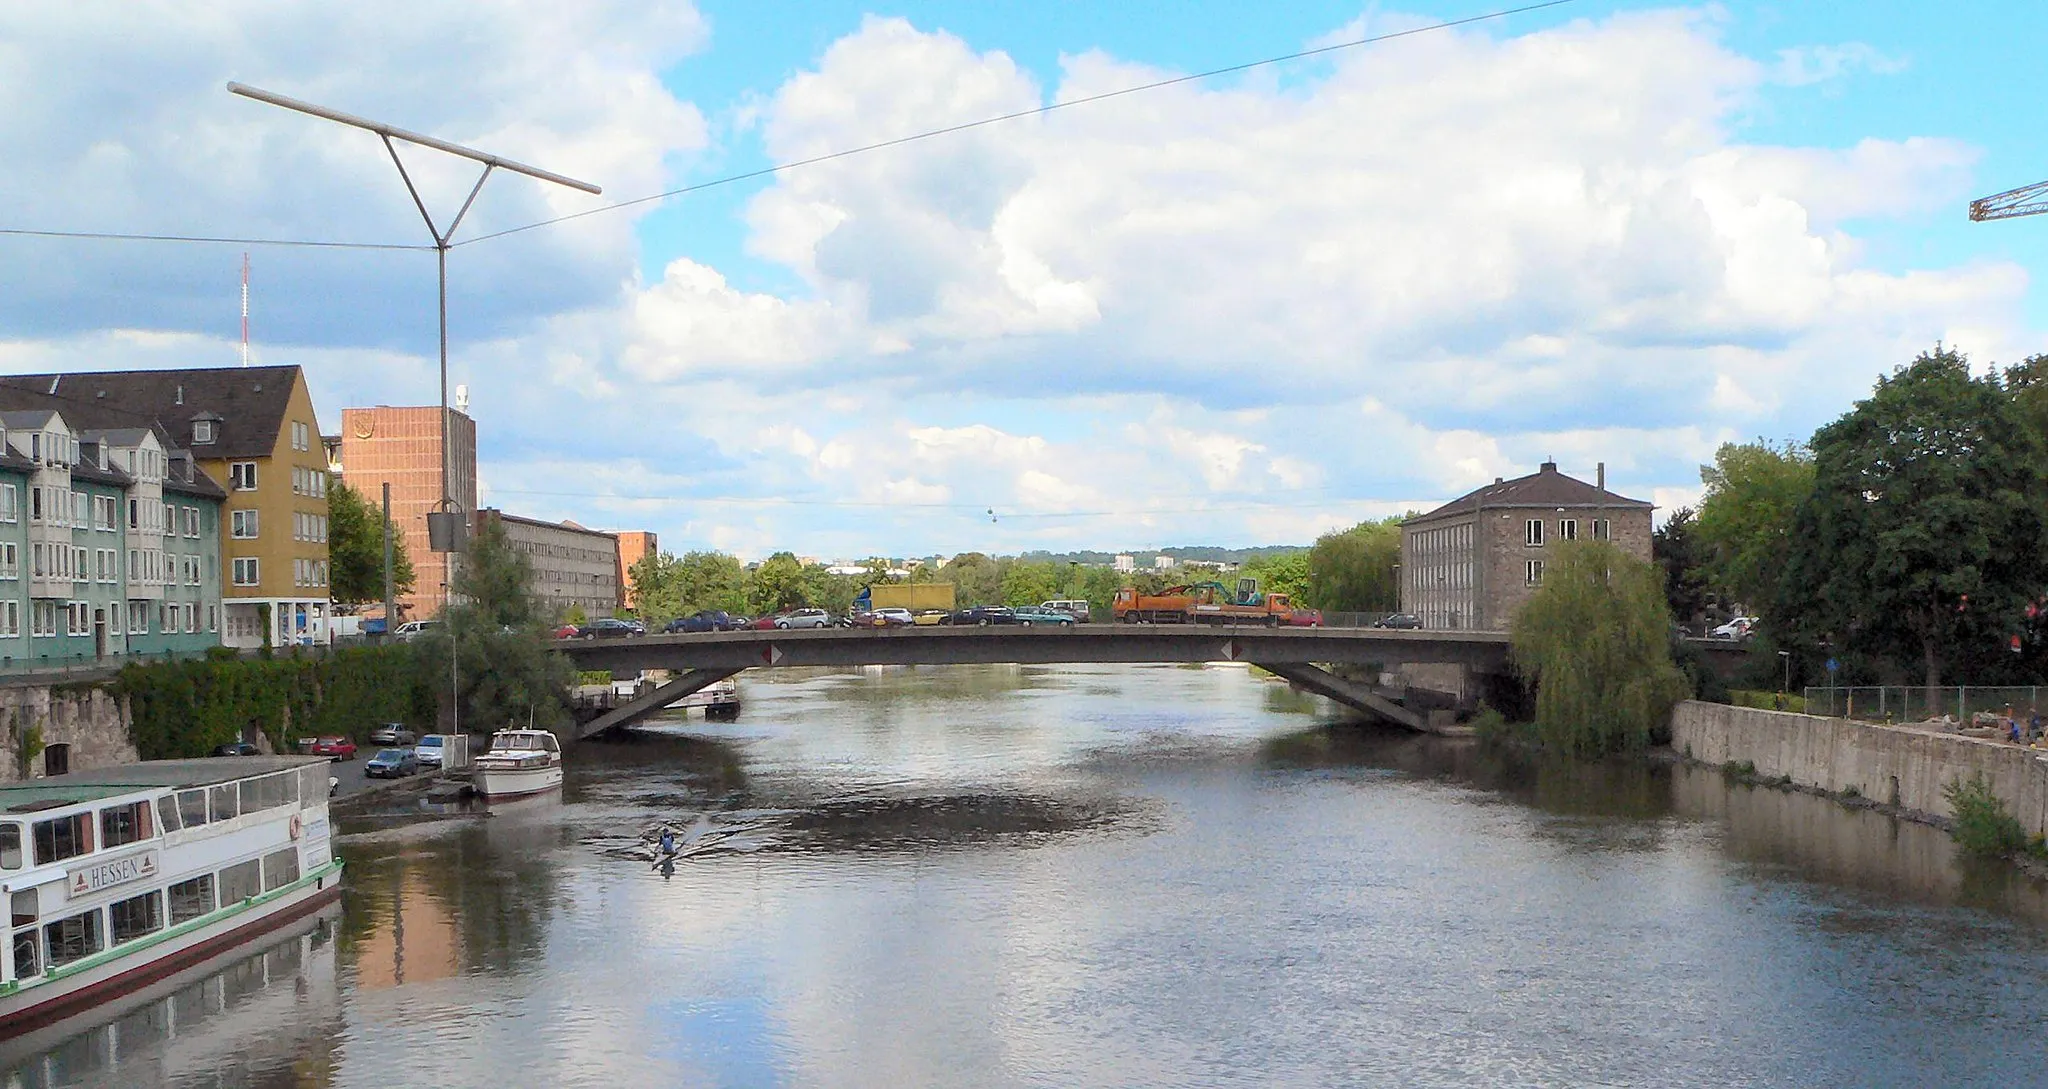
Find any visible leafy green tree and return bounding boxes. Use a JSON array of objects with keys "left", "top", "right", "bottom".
[
  {"left": 2005, "top": 352, "right": 2048, "bottom": 450},
  {"left": 1510, "top": 540, "right": 1691, "bottom": 756},
  {"left": 417, "top": 517, "right": 572, "bottom": 731},
  {"left": 746, "top": 552, "right": 814, "bottom": 614},
  {"left": 1241, "top": 550, "right": 1310, "bottom": 601},
  {"left": 1694, "top": 440, "right": 1813, "bottom": 611},
  {"left": 1777, "top": 347, "right": 2048, "bottom": 694},
  {"left": 1000, "top": 561, "right": 1061, "bottom": 606},
  {"left": 1305, "top": 517, "right": 1402, "bottom": 612},
  {"left": 631, "top": 549, "right": 749, "bottom": 625},
  {"left": 327, "top": 479, "right": 415, "bottom": 606},
  {"left": 941, "top": 552, "right": 1002, "bottom": 605},
  {"left": 1652, "top": 506, "right": 1712, "bottom": 627}
]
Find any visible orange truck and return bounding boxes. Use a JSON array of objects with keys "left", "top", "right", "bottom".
[{"left": 1113, "top": 578, "right": 1296, "bottom": 626}]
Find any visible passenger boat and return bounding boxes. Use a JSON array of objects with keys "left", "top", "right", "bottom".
[
  {"left": 0, "top": 756, "right": 343, "bottom": 1036},
  {"left": 471, "top": 730, "right": 564, "bottom": 800}
]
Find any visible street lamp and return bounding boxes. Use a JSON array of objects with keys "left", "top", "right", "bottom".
[
  {"left": 1777, "top": 649, "right": 1791, "bottom": 694},
  {"left": 226, "top": 83, "right": 600, "bottom": 549}
]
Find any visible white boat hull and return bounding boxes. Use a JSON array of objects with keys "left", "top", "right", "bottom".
[{"left": 473, "top": 763, "right": 563, "bottom": 799}]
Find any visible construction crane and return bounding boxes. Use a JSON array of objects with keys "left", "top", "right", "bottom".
[{"left": 1971, "top": 178, "right": 2048, "bottom": 221}]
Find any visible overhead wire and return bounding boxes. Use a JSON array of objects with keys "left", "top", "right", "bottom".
[
  {"left": 451, "top": 0, "right": 1579, "bottom": 248},
  {"left": 0, "top": 227, "right": 430, "bottom": 251}
]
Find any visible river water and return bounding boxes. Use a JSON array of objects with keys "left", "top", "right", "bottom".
[{"left": 12, "top": 663, "right": 2048, "bottom": 1088}]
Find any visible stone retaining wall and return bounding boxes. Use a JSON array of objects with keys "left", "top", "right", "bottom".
[
  {"left": 1669, "top": 699, "right": 2048, "bottom": 835},
  {"left": 0, "top": 682, "right": 136, "bottom": 781}
]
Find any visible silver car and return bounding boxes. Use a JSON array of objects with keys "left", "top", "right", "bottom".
[{"left": 775, "top": 608, "right": 835, "bottom": 629}]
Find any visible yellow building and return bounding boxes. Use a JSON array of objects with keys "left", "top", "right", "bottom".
[{"left": 0, "top": 366, "right": 333, "bottom": 647}]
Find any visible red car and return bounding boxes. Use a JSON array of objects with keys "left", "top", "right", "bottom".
[
  {"left": 550, "top": 624, "right": 581, "bottom": 639},
  {"left": 310, "top": 736, "right": 357, "bottom": 761},
  {"left": 750, "top": 614, "right": 782, "bottom": 630},
  {"left": 1288, "top": 608, "right": 1323, "bottom": 628}
]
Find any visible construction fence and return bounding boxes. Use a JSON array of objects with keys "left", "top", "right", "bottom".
[{"left": 1801, "top": 686, "right": 2048, "bottom": 725}]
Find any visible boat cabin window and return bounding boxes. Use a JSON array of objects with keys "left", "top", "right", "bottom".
[
  {"left": 11, "top": 926, "right": 37, "bottom": 980},
  {"left": 300, "top": 765, "right": 327, "bottom": 805},
  {"left": 157, "top": 794, "right": 181, "bottom": 833},
  {"left": 109, "top": 890, "right": 163, "bottom": 945},
  {"left": 219, "top": 859, "right": 262, "bottom": 905},
  {"left": 168, "top": 875, "right": 214, "bottom": 924},
  {"left": 0, "top": 822, "right": 20, "bottom": 869},
  {"left": 43, "top": 909, "right": 103, "bottom": 969},
  {"left": 240, "top": 771, "right": 297, "bottom": 815},
  {"left": 178, "top": 789, "right": 208, "bottom": 829},
  {"left": 209, "top": 784, "right": 239, "bottom": 823},
  {"left": 32, "top": 812, "right": 93, "bottom": 866},
  {"left": 262, "top": 848, "right": 300, "bottom": 891},
  {"left": 11, "top": 889, "right": 35, "bottom": 928},
  {"left": 100, "top": 800, "right": 153, "bottom": 848}
]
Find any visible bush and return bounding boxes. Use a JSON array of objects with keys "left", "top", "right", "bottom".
[
  {"left": 1944, "top": 773, "right": 2029, "bottom": 858},
  {"left": 1730, "top": 690, "right": 1806, "bottom": 713}
]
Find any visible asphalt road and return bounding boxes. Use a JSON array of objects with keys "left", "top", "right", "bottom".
[{"left": 320, "top": 750, "right": 435, "bottom": 798}]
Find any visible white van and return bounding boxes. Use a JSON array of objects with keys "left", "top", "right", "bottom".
[{"left": 1042, "top": 600, "right": 1092, "bottom": 623}]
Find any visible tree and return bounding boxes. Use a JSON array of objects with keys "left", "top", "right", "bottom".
[
  {"left": 941, "top": 552, "right": 1001, "bottom": 605},
  {"left": 1510, "top": 540, "right": 1691, "bottom": 756},
  {"left": 1777, "top": 347, "right": 2048, "bottom": 696},
  {"left": 1652, "top": 506, "right": 1712, "bottom": 628},
  {"left": 745, "top": 552, "right": 814, "bottom": 614},
  {"left": 327, "top": 479, "right": 415, "bottom": 606},
  {"left": 1305, "top": 518, "right": 1402, "bottom": 612},
  {"left": 1694, "top": 440, "right": 1813, "bottom": 612},
  {"left": 1000, "top": 561, "right": 1061, "bottom": 606},
  {"left": 1240, "top": 550, "right": 1310, "bottom": 601},
  {"left": 631, "top": 550, "right": 746, "bottom": 625},
  {"left": 417, "top": 517, "right": 573, "bottom": 731}
]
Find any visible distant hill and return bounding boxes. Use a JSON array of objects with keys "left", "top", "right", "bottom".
[{"left": 1018, "top": 544, "right": 1307, "bottom": 566}]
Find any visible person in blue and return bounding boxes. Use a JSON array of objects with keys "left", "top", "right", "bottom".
[{"left": 658, "top": 826, "right": 677, "bottom": 856}]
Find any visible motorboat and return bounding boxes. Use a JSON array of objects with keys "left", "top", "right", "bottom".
[{"left": 471, "top": 730, "right": 564, "bottom": 800}]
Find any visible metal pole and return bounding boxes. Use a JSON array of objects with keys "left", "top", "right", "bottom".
[{"left": 382, "top": 482, "right": 394, "bottom": 639}]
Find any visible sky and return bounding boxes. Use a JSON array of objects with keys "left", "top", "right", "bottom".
[{"left": 3, "top": 1, "right": 2046, "bottom": 561}]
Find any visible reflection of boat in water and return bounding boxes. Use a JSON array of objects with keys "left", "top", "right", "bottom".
[
  {"left": 0, "top": 899, "right": 341, "bottom": 1081},
  {"left": 668, "top": 675, "right": 741, "bottom": 718},
  {"left": 472, "top": 730, "right": 565, "bottom": 800},
  {"left": 0, "top": 757, "right": 343, "bottom": 1036}
]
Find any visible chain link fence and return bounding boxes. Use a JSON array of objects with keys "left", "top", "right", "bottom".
[{"left": 1802, "top": 686, "right": 2048, "bottom": 725}]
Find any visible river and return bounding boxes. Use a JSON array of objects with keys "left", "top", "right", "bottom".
[{"left": 11, "top": 663, "right": 2048, "bottom": 1088}]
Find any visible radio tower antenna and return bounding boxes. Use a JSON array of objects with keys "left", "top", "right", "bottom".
[{"left": 239, "top": 252, "right": 251, "bottom": 367}]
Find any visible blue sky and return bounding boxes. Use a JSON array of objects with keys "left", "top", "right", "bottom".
[{"left": 2, "top": 2, "right": 2044, "bottom": 559}]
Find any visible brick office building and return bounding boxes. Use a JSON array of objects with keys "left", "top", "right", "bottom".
[
  {"left": 1400, "top": 461, "right": 1652, "bottom": 631},
  {"left": 335, "top": 405, "right": 478, "bottom": 620},
  {"left": 616, "top": 530, "right": 657, "bottom": 609}
]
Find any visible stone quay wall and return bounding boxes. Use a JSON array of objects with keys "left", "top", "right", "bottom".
[
  {"left": 0, "top": 681, "right": 137, "bottom": 782},
  {"left": 1670, "top": 699, "right": 2048, "bottom": 835}
]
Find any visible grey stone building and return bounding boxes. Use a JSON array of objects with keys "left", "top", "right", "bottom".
[
  {"left": 1400, "top": 461, "right": 1653, "bottom": 631},
  {"left": 474, "top": 510, "right": 621, "bottom": 621}
]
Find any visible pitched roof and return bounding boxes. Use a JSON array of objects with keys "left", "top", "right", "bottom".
[
  {"left": 1406, "top": 462, "right": 1653, "bottom": 526},
  {"left": 0, "top": 366, "right": 307, "bottom": 459}
]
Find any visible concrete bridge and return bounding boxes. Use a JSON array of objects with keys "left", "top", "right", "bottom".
[{"left": 559, "top": 625, "right": 1516, "bottom": 739}]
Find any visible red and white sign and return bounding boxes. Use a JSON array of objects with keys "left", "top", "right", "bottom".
[
  {"left": 1222, "top": 640, "right": 1240, "bottom": 661},
  {"left": 68, "top": 849, "right": 159, "bottom": 899},
  {"left": 761, "top": 645, "right": 784, "bottom": 666}
]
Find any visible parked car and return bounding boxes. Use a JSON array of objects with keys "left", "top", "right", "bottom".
[
  {"left": 414, "top": 734, "right": 448, "bottom": 770},
  {"left": 368, "top": 723, "right": 417, "bottom": 747},
  {"left": 1372, "top": 613, "right": 1422, "bottom": 630},
  {"left": 1042, "top": 599, "right": 1093, "bottom": 623},
  {"left": 665, "top": 610, "right": 743, "bottom": 634},
  {"left": 870, "top": 607, "right": 915, "bottom": 627},
  {"left": 1011, "top": 606, "right": 1076, "bottom": 627},
  {"left": 1709, "top": 616, "right": 1758, "bottom": 641},
  {"left": 1288, "top": 608, "right": 1323, "bottom": 628},
  {"left": 309, "top": 736, "right": 357, "bottom": 761},
  {"left": 365, "top": 748, "right": 419, "bottom": 779},
  {"left": 550, "top": 624, "right": 582, "bottom": 640},
  {"left": 578, "top": 617, "right": 641, "bottom": 639},
  {"left": 913, "top": 609, "right": 949, "bottom": 626},
  {"left": 775, "top": 608, "right": 836, "bottom": 630},
  {"left": 391, "top": 619, "right": 441, "bottom": 643},
  {"left": 750, "top": 614, "right": 783, "bottom": 630},
  {"left": 211, "top": 742, "right": 261, "bottom": 757},
  {"left": 948, "top": 605, "right": 1016, "bottom": 626}
]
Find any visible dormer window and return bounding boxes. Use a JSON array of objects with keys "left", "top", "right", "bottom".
[{"left": 193, "top": 419, "right": 216, "bottom": 445}]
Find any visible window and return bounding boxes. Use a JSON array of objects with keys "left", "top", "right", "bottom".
[
  {"left": 183, "top": 507, "right": 199, "bottom": 538},
  {"left": 207, "top": 604, "right": 217, "bottom": 633},
  {"left": 32, "top": 813, "right": 93, "bottom": 865},
  {"left": 92, "top": 494, "right": 114, "bottom": 531},
  {"left": 262, "top": 847, "right": 300, "bottom": 891},
  {"left": 109, "top": 891, "right": 162, "bottom": 945},
  {"left": 168, "top": 875, "right": 214, "bottom": 924},
  {"left": 0, "top": 542, "right": 15, "bottom": 579},
  {"left": 11, "top": 927, "right": 37, "bottom": 980},
  {"left": 231, "top": 509, "right": 258, "bottom": 539},
  {"left": 209, "top": 783, "right": 238, "bottom": 823},
  {"left": 229, "top": 462, "right": 258, "bottom": 491},
  {"left": 0, "top": 823, "right": 19, "bottom": 869},
  {"left": 1525, "top": 519, "right": 1544, "bottom": 547},
  {"left": 72, "top": 547, "right": 87, "bottom": 583},
  {"left": 128, "top": 601, "right": 150, "bottom": 634},
  {"left": 156, "top": 794, "right": 180, "bottom": 833},
  {"left": 1526, "top": 560, "right": 1544, "bottom": 586},
  {"left": 1592, "top": 519, "right": 1611, "bottom": 542},
  {"left": 11, "top": 888, "right": 34, "bottom": 928},
  {"left": 1559, "top": 519, "right": 1578, "bottom": 541},
  {"left": 31, "top": 602, "right": 56, "bottom": 638},
  {"left": 99, "top": 801, "right": 152, "bottom": 848},
  {"left": 70, "top": 491, "right": 85, "bottom": 526},
  {"left": 176, "top": 789, "right": 207, "bottom": 829},
  {"left": 127, "top": 497, "right": 138, "bottom": 530},
  {"left": 218, "top": 859, "right": 263, "bottom": 904},
  {"left": 67, "top": 602, "right": 89, "bottom": 636},
  {"left": 0, "top": 602, "right": 20, "bottom": 638},
  {"left": 184, "top": 603, "right": 197, "bottom": 633},
  {"left": 29, "top": 486, "right": 41, "bottom": 523},
  {"left": 43, "top": 910, "right": 102, "bottom": 969},
  {"left": 0, "top": 483, "right": 14, "bottom": 523},
  {"left": 291, "top": 421, "right": 309, "bottom": 452},
  {"left": 233, "top": 557, "right": 259, "bottom": 586},
  {"left": 193, "top": 419, "right": 216, "bottom": 445}
]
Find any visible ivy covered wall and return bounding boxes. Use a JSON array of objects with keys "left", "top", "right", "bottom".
[{"left": 116, "top": 645, "right": 437, "bottom": 760}]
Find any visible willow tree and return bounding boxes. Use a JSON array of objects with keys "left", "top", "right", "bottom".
[{"left": 1510, "top": 540, "right": 1690, "bottom": 756}]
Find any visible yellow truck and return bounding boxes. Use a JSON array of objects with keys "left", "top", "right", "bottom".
[{"left": 866, "top": 583, "right": 957, "bottom": 612}]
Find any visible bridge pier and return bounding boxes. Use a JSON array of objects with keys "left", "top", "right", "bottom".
[
  {"left": 576, "top": 667, "right": 743, "bottom": 740},
  {"left": 1254, "top": 662, "right": 1436, "bottom": 732}
]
